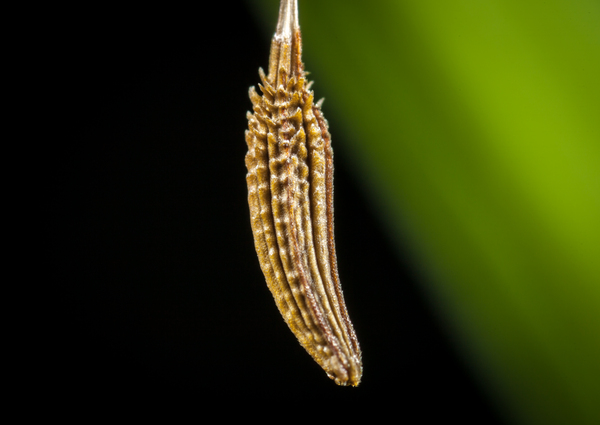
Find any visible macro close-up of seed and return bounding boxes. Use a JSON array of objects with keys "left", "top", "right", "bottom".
[{"left": 244, "top": 0, "right": 362, "bottom": 386}]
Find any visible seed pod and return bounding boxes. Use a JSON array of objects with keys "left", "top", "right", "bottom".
[{"left": 244, "top": 0, "right": 362, "bottom": 386}]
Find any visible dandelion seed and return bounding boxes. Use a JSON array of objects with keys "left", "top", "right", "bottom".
[{"left": 244, "top": 0, "right": 362, "bottom": 386}]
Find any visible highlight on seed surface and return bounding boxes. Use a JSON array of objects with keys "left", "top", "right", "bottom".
[{"left": 244, "top": 0, "right": 362, "bottom": 386}]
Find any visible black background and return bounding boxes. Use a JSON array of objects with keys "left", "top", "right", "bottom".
[{"left": 44, "top": 2, "right": 507, "bottom": 421}]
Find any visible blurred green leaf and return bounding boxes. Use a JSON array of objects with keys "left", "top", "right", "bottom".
[{"left": 248, "top": 1, "right": 600, "bottom": 423}]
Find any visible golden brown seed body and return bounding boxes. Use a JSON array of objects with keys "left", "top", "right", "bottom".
[{"left": 244, "top": 0, "right": 362, "bottom": 386}]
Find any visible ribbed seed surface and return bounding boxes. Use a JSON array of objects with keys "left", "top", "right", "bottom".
[{"left": 244, "top": 0, "right": 361, "bottom": 386}]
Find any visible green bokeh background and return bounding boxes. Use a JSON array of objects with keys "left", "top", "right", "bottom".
[{"left": 250, "top": 1, "right": 599, "bottom": 424}]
